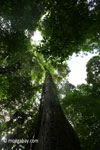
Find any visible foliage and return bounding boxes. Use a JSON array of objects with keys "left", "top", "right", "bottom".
[
  {"left": 0, "top": 48, "right": 43, "bottom": 149},
  {"left": 60, "top": 55, "right": 100, "bottom": 150},
  {"left": 86, "top": 56, "right": 100, "bottom": 96},
  {"left": 0, "top": 0, "right": 100, "bottom": 149},
  {"left": 86, "top": 56, "right": 100, "bottom": 85},
  {"left": 38, "top": 0, "right": 100, "bottom": 59},
  {"left": 0, "top": 0, "right": 44, "bottom": 32},
  {"left": 61, "top": 86, "right": 100, "bottom": 150}
]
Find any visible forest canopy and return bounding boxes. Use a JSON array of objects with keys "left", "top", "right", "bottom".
[{"left": 0, "top": 0, "right": 100, "bottom": 150}]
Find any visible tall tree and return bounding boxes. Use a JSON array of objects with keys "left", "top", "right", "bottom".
[
  {"left": 1, "top": 0, "right": 100, "bottom": 149},
  {"left": 33, "top": 69, "right": 81, "bottom": 150}
]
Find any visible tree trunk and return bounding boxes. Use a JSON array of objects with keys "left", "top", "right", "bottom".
[{"left": 33, "top": 70, "right": 81, "bottom": 150}]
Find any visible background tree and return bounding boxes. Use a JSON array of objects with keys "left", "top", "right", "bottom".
[
  {"left": 62, "top": 89, "right": 100, "bottom": 150},
  {"left": 61, "top": 56, "right": 100, "bottom": 150},
  {"left": 86, "top": 55, "right": 100, "bottom": 96}
]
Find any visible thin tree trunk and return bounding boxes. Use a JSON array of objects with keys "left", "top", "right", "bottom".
[{"left": 33, "top": 70, "right": 81, "bottom": 150}]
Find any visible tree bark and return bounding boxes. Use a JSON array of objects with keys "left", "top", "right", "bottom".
[{"left": 33, "top": 70, "right": 81, "bottom": 150}]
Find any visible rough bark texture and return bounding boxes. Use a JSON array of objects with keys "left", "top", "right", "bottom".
[{"left": 33, "top": 70, "right": 81, "bottom": 150}]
